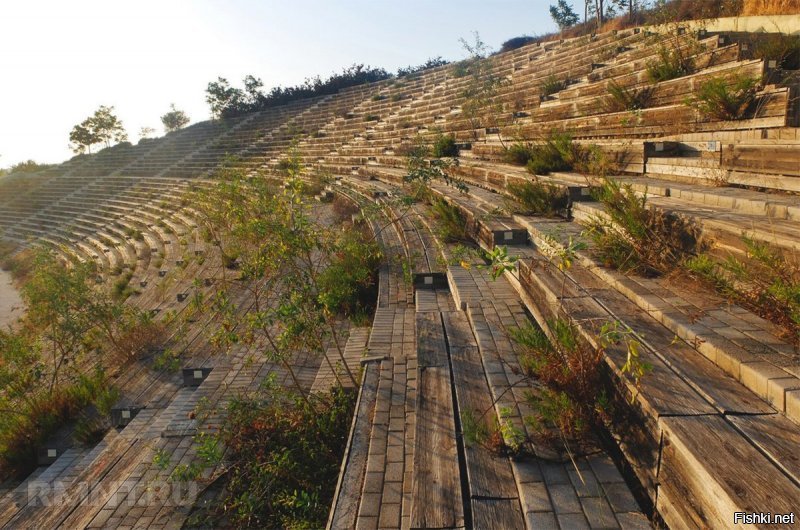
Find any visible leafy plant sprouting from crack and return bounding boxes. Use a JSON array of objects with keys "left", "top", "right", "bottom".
[{"left": 479, "top": 245, "right": 518, "bottom": 281}]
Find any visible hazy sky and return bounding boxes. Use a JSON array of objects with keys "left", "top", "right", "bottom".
[{"left": 0, "top": 0, "right": 559, "bottom": 166}]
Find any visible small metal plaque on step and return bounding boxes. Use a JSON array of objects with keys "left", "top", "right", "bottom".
[
  {"left": 182, "top": 367, "right": 213, "bottom": 387},
  {"left": 412, "top": 272, "right": 448, "bottom": 290}
]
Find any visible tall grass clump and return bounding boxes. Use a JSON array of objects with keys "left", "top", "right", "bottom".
[
  {"left": 686, "top": 237, "right": 800, "bottom": 345},
  {"left": 603, "top": 81, "right": 656, "bottom": 112},
  {"left": 432, "top": 133, "right": 459, "bottom": 158},
  {"left": 688, "top": 74, "right": 762, "bottom": 121},
  {"left": 430, "top": 197, "right": 468, "bottom": 242},
  {"left": 646, "top": 46, "right": 694, "bottom": 82},
  {"left": 189, "top": 385, "right": 356, "bottom": 529},
  {"left": 586, "top": 178, "right": 705, "bottom": 276},
  {"left": 506, "top": 180, "right": 569, "bottom": 217},
  {"left": 517, "top": 133, "right": 575, "bottom": 175},
  {"left": 540, "top": 74, "right": 568, "bottom": 99},
  {"left": 512, "top": 133, "right": 616, "bottom": 177},
  {"left": 511, "top": 319, "right": 606, "bottom": 441}
]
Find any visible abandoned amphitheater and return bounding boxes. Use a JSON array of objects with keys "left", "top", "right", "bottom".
[{"left": 1, "top": 13, "right": 800, "bottom": 530}]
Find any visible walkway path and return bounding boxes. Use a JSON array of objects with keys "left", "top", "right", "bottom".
[
  {"left": 0, "top": 269, "right": 23, "bottom": 329},
  {"left": 329, "top": 180, "right": 650, "bottom": 529}
]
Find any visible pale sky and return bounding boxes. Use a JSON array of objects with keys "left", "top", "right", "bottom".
[{"left": 0, "top": 0, "right": 559, "bottom": 167}]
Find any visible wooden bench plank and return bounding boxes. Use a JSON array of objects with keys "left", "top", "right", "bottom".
[
  {"left": 727, "top": 413, "right": 800, "bottom": 486},
  {"left": 443, "top": 311, "right": 524, "bottom": 506},
  {"left": 658, "top": 415, "right": 800, "bottom": 529},
  {"left": 411, "top": 312, "right": 464, "bottom": 529},
  {"left": 329, "top": 363, "right": 381, "bottom": 530}
]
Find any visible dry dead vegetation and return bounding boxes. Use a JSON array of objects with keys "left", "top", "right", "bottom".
[{"left": 742, "top": 0, "right": 800, "bottom": 15}]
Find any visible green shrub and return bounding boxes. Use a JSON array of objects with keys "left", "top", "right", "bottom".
[
  {"left": 191, "top": 385, "right": 356, "bottom": 529},
  {"left": 586, "top": 178, "right": 705, "bottom": 276},
  {"left": 503, "top": 142, "right": 536, "bottom": 166},
  {"left": 453, "top": 62, "right": 470, "bottom": 78},
  {"left": 689, "top": 74, "right": 761, "bottom": 121},
  {"left": 154, "top": 348, "right": 181, "bottom": 372},
  {"left": 646, "top": 46, "right": 693, "bottom": 82},
  {"left": 540, "top": 75, "right": 567, "bottom": 98},
  {"left": 507, "top": 180, "right": 569, "bottom": 216},
  {"left": 432, "top": 133, "right": 459, "bottom": 158},
  {"left": 365, "top": 114, "right": 380, "bottom": 122},
  {"left": 112, "top": 270, "right": 134, "bottom": 300},
  {"left": 430, "top": 197, "right": 468, "bottom": 242},
  {"left": 500, "top": 35, "right": 536, "bottom": 53},
  {"left": 514, "top": 133, "right": 618, "bottom": 177},
  {"left": 511, "top": 319, "right": 603, "bottom": 440},
  {"left": 317, "top": 230, "right": 381, "bottom": 317},
  {"left": 686, "top": 236, "right": 800, "bottom": 345},
  {"left": 522, "top": 132, "right": 576, "bottom": 175},
  {"left": 603, "top": 81, "right": 656, "bottom": 112},
  {"left": 371, "top": 94, "right": 387, "bottom": 102},
  {"left": 752, "top": 33, "right": 800, "bottom": 70}
]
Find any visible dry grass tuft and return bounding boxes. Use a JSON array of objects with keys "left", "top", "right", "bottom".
[{"left": 742, "top": 0, "right": 800, "bottom": 15}]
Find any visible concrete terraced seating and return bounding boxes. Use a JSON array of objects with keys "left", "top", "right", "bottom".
[
  {"left": 0, "top": 201, "right": 358, "bottom": 529},
  {"left": 316, "top": 24, "right": 799, "bottom": 528},
  {"left": 328, "top": 181, "right": 649, "bottom": 530},
  {"left": 2, "top": 16, "right": 798, "bottom": 530},
  {"left": 379, "top": 170, "right": 800, "bottom": 529}
]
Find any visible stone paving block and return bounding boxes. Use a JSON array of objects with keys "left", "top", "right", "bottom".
[
  {"left": 387, "top": 431, "right": 404, "bottom": 447},
  {"left": 587, "top": 455, "right": 624, "bottom": 484},
  {"left": 549, "top": 483, "right": 583, "bottom": 514},
  {"left": 568, "top": 466, "right": 604, "bottom": 498},
  {"left": 368, "top": 434, "right": 387, "bottom": 456},
  {"left": 520, "top": 482, "right": 553, "bottom": 513},
  {"left": 767, "top": 377, "right": 800, "bottom": 411},
  {"left": 787, "top": 389, "right": 800, "bottom": 423},
  {"left": 602, "top": 482, "right": 640, "bottom": 513},
  {"left": 385, "top": 462, "right": 403, "bottom": 483},
  {"left": 386, "top": 444, "right": 404, "bottom": 463},
  {"left": 378, "top": 502, "right": 401, "bottom": 529},
  {"left": 740, "top": 361, "right": 793, "bottom": 399},
  {"left": 364, "top": 472, "right": 384, "bottom": 494},
  {"left": 558, "top": 512, "right": 592, "bottom": 530},
  {"left": 581, "top": 496, "right": 620, "bottom": 529},
  {"left": 356, "top": 515, "right": 378, "bottom": 530},
  {"left": 388, "top": 416, "right": 404, "bottom": 431},
  {"left": 383, "top": 481, "right": 402, "bottom": 505},
  {"left": 540, "top": 461, "right": 571, "bottom": 485},
  {"left": 359, "top": 493, "right": 381, "bottom": 518},
  {"left": 514, "top": 459, "right": 543, "bottom": 483}
]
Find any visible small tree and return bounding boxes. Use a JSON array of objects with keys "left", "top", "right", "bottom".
[
  {"left": 457, "top": 32, "right": 508, "bottom": 141},
  {"left": 69, "top": 106, "right": 127, "bottom": 153},
  {"left": 91, "top": 106, "right": 128, "bottom": 148},
  {"left": 205, "top": 77, "right": 245, "bottom": 119},
  {"left": 550, "top": 0, "right": 580, "bottom": 30},
  {"left": 160, "top": 104, "right": 190, "bottom": 133},
  {"left": 69, "top": 121, "right": 100, "bottom": 154},
  {"left": 595, "top": 0, "right": 606, "bottom": 24}
]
